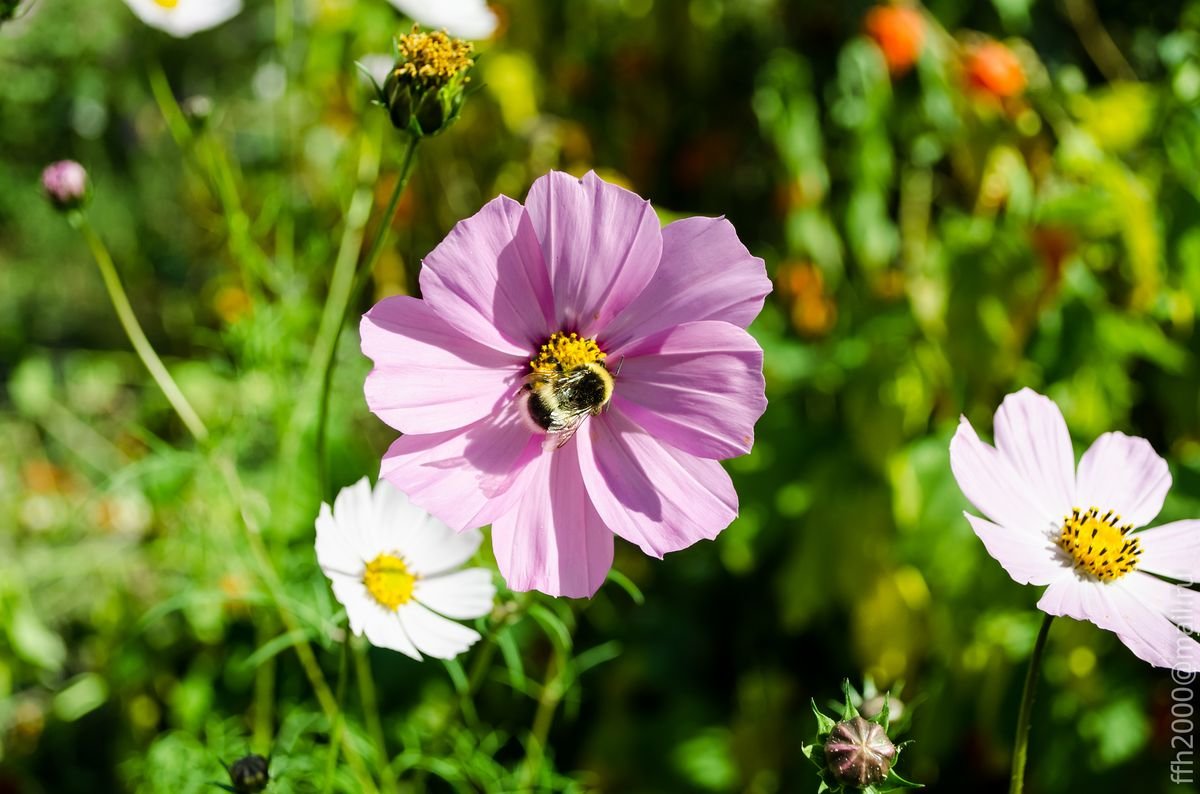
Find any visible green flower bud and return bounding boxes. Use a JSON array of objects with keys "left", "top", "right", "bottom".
[{"left": 378, "top": 26, "right": 475, "bottom": 138}]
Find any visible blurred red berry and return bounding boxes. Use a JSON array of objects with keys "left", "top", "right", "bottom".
[
  {"left": 965, "top": 40, "right": 1026, "bottom": 98},
  {"left": 864, "top": 5, "right": 926, "bottom": 76}
]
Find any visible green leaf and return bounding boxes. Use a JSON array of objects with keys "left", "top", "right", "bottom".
[
  {"left": 239, "top": 628, "right": 316, "bottom": 671},
  {"left": 605, "top": 569, "right": 645, "bottom": 605},
  {"left": 527, "top": 603, "right": 572, "bottom": 654},
  {"left": 497, "top": 626, "right": 526, "bottom": 690},
  {"left": 840, "top": 679, "right": 857, "bottom": 721},
  {"left": 811, "top": 698, "right": 836, "bottom": 735}
]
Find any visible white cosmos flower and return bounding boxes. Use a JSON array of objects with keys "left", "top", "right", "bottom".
[
  {"left": 951, "top": 388, "right": 1200, "bottom": 671},
  {"left": 121, "top": 0, "right": 242, "bottom": 38},
  {"left": 386, "top": 0, "right": 498, "bottom": 40},
  {"left": 316, "top": 478, "right": 496, "bottom": 660}
]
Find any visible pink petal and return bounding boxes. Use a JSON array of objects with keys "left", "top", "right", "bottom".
[
  {"left": 964, "top": 513, "right": 1070, "bottom": 586},
  {"left": 576, "top": 407, "right": 737, "bottom": 558},
  {"left": 420, "top": 195, "right": 555, "bottom": 356},
  {"left": 379, "top": 405, "right": 540, "bottom": 532},
  {"left": 950, "top": 417, "right": 1058, "bottom": 533},
  {"left": 1136, "top": 520, "right": 1200, "bottom": 581},
  {"left": 992, "top": 388, "right": 1076, "bottom": 521},
  {"left": 1076, "top": 432, "right": 1171, "bottom": 528},
  {"left": 608, "top": 321, "right": 765, "bottom": 459},
  {"left": 601, "top": 216, "right": 770, "bottom": 351},
  {"left": 523, "top": 171, "right": 662, "bottom": 338},
  {"left": 362, "top": 296, "right": 524, "bottom": 434},
  {"left": 490, "top": 447, "right": 615, "bottom": 598}
]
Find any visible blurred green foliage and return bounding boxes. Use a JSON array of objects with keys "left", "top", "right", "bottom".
[{"left": 3, "top": 0, "right": 1200, "bottom": 791}]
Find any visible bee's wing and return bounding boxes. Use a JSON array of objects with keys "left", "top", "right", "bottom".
[{"left": 552, "top": 408, "right": 595, "bottom": 447}]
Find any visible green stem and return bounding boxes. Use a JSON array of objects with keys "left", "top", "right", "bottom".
[
  {"left": 147, "top": 61, "right": 192, "bottom": 150},
  {"left": 314, "top": 135, "right": 420, "bottom": 499},
  {"left": 519, "top": 651, "right": 564, "bottom": 790},
  {"left": 252, "top": 622, "right": 276, "bottom": 754},
  {"left": 321, "top": 637, "right": 351, "bottom": 794},
  {"left": 218, "top": 457, "right": 380, "bottom": 794},
  {"left": 354, "top": 641, "right": 399, "bottom": 794},
  {"left": 1010, "top": 613, "right": 1054, "bottom": 794},
  {"left": 76, "top": 216, "right": 209, "bottom": 442}
]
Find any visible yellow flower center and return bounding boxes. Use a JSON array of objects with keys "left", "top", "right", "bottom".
[
  {"left": 1057, "top": 507, "right": 1142, "bottom": 582},
  {"left": 530, "top": 332, "right": 607, "bottom": 373},
  {"left": 393, "top": 26, "right": 475, "bottom": 86},
  {"left": 153, "top": 0, "right": 180, "bottom": 8},
  {"left": 362, "top": 553, "right": 415, "bottom": 610}
]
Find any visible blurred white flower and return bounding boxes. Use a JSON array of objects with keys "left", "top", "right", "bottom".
[
  {"left": 386, "top": 0, "right": 498, "bottom": 40},
  {"left": 315, "top": 478, "right": 495, "bottom": 660},
  {"left": 121, "top": 0, "right": 242, "bottom": 38}
]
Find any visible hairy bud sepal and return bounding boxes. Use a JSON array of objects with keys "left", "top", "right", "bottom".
[
  {"left": 378, "top": 26, "right": 476, "bottom": 138},
  {"left": 802, "top": 680, "right": 921, "bottom": 793}
]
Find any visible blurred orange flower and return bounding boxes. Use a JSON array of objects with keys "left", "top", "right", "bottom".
[
  {"left": 864, "top": 5, "right": 926, "bottom": 77},
  {"left": 964, "top": 40, "right": 1026, "bottom": 99}
]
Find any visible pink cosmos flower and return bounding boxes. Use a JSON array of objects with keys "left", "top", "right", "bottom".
[
  {"left": 951, "top": 388, "right": 1200, "bottom": 670},
  {"left": 361, "top": 171, "right": 770, "bottom": 598}
]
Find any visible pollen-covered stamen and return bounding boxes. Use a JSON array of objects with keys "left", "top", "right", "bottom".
[
  {"left": 530, "top": 331, "right": 607, "bottom": 373},
  {"left": 152, "top": 0, "right": 180, "bottom": 7},
  {"left": 1058, "top": 507, "right": 1142, "bottom": 582},
  {"left": 393, "top": 26, "right": 475, "bottom": 86},
  {"left": 363, "top": 553, "right": 416, "bottom": 610}
]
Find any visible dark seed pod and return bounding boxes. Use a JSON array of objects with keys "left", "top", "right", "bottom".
[
  {"left": 824, "top": 716, "right": 898, "bottom": 786},
  {"left": 227, "top": 754, "right": 270, "bottom": 793}
]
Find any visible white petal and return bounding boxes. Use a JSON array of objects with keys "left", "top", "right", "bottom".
[
  {"left": 964, "top": 513, "right": 1069, "bottom": 586},
  {"left": 992, "top": 388, "right": 1076, "bottom": 519},
  {"left": 331, "top": 577, "right": 372, "bottom": 637},
  {"left": 386, "top": 0, "right": 498, "bottom": 39},
  {"left": 414, "top": 568, "right": 496, "bottom": 619},
  {"left": 1122, "top": 572, "right": 1200, "bottom": 637},
  {"left": 950, "top": 416, "right": 1058, "bottom": 533},
  {"left": 122, "top": 0, "right": 242, "bottom": 37},
  {"left": 1076, "top": 432, "right": 1170, "bottom": 529},
  {"left": 1036, "top": 573, "right": 1198, "bottom": 669},
  {"left": 361, "top": 606, "right": 422, "bottom": 660},
  {"left": 315, "top": 502, "right": 363, "bottom": 576},
  {"left": 1132, "top": 520, "right": 1200, "bottom": 581},
  {"left": 369, "top": 480, "right": 484, "bottom": 576},
  {"left": 331, "top": 477, "right": 382, "bottom": 561},
  {"left": 397, "top": 601, "right": 482, "bottom": 660}
]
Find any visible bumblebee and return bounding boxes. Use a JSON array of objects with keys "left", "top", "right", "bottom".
[{"left": 522, "top": 332, "right": 615, "bottom": 446}]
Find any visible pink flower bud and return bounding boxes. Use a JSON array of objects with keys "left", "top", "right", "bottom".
[{"left": 41, "top": 160, "right": 89, "bottom": 211}]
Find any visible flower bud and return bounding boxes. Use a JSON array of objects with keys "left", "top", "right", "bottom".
[
  {"left": 803, "top": 680, "right": 920, "bottom": 792},
  {"left": 41, "top": 160, "right": 89, "bottom": 211},
  {"left": 825, "top": 716, "right": 898, "bottom": 786},
  {"left": 225, "top": 754, "right": 270, "bottom": 794},
  {"left": 379, "top": 26, "right": 475, "bottom": 137}
]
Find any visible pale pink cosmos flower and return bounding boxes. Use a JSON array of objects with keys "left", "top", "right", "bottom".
[
  {"left": 361, "top": 171, "right": 770, "bottom": 598},
  {"left": 951, "top": 388, "right": 1200, "bottom": 670}
]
